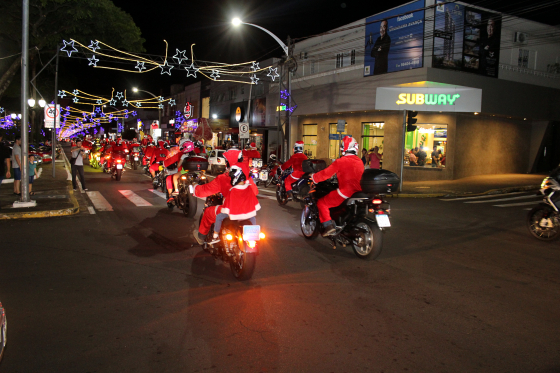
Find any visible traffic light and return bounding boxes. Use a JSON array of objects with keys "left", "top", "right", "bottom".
[{"left": 406, "top": 111, "right": 418, "bottom": 132}]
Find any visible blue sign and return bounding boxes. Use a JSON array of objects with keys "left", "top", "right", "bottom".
[
  {"left": 329, "top": 134, "right": 352, "bottom": 140},
  {"left": 364, "top": 0, "right": 425, "bottom": 77}
]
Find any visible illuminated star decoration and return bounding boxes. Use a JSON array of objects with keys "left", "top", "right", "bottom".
[
  {"left": 88, "top": 40, "right": 100, "bottom": 52},
  {"left": 73, "top": 89, "right": 79, "bottom": 95},
  {"left": 122, "top": 99, "right": 129, "bottom": 107},
  {"left": 109, "top": 98, "right": 116, "bottom": 106},
  {"left": 250, "top": 62, "right": 260, "bottom": 72},
  {"left": 0, "top": 107, "right": 4, "bottom": 114},
  {"left": 158, "top": 96, "right": 164, "bottom": 102},
  {"left": 158, "top": 104, "right": 164, "bottom": 109},
  {"left": 96, "top": 99, "right": 102, "bottom": 105},
  {"left": 158, "top": 60, "right": 173, "bottom": 75},
  {"left": 88, "top": 55, "right": 99, "bottom": 67},
  {"left": 73, "top": 97, "right": 79, "bottom": 103},
  {"left": 135, "top": 61, "right": 146, "bottom": 72},
  {"left": 136, "top": 102, "right": 142, "bottom": 107},
  {"left": 172, "top": 49, "right": 188, "bottom": 64},
  {"left": 169, "top": 99, "right": 176, "bottom": 106},
  {"left": 210, "top": 70, "right": 220, "bottom": 81},
  {"left": 60, "top": 40, "right": 78, "bottom": 57},
  {"left": 95, "top": 106, "right": 101, "bottom": 113},
  {"left": 250, "top": 74, "right": 259, "bottom": 84},
  {"left": 131, "top": 111, "right": 137, "bottom": 116},
  {"left": 267, "top": 67, "right": 280, "bottom": 81},
  {"left": 185, "top": 63, "right": 199, "bottom": 78},
  {"left": 57, "top": 90, "right": 66, "bottom": 99},
  {"left": 116, "top": 92, "right": 124, "bottom": 100}
]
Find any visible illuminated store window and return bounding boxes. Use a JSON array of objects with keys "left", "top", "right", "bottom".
[
  {"left": 404, "top": 124, "right": 448, "bottom": 168},
  {"left": 303, "top": 124, "right": 318, "bottom": 158},
  {"left": 329, "top": 123, "right": 348, "bottom": 159},
  {"left": 362, "top": 122, "right": 384, "bottom": 154}
]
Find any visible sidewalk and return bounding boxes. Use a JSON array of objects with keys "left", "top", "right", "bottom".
[
  {"left": 0, "top": 155, "right": 79, "bottom": 219},
  {"left": 397, "top": 173, "right": 545, "bottom": 198}
]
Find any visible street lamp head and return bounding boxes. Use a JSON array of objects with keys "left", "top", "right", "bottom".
[
  {"left": 232, "top": 18, "right": 242, "bottom": 26},
  {"left": 212, "top": 114, "right": 218, "bottom": 119},
  {"left": 28, "top": 98, "right": 36, "bottom": 108},
  {"left": 132, "top": 87, "right": 139, "bottom": 93},
  {"left": 38, "top": 99, "right": 46, "bottom": 108},
  {"left": 17, "top": 114, "right": 22, "bottom": 120},
  {"left": 10, "top": 113, "right": 16, "bottom": 119}
]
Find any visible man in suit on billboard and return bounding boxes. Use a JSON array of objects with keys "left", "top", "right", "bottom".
[{"left": 370, "top": 19, "right": 391, "bottom": 74}]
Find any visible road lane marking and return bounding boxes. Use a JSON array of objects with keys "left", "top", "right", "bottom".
[
  {"left": 257, "top": 195, "right": 277, "bottom": 200},
  {"left": 258, "top": 188, "right": 276, "bottom": 195},
  {"left": 465, "top": 195, "right": 540, "bottom": 204},
  {"left": 118, "top": 190, "right": 153, "bottom": 206},
  {"left": 494, "top": 201, "right": 541, "bottom": 207},
  {"left": 440, "top": 192, "right": 528, "bottom": 201},
  {"left": 86, "top": 191, "right": 113, "bottom": 211},
  {"left": 149, "top": 189, "right": 167, "bottom": 199},
  {"left": 87, "top": 206, "right": 96, "bottom": 214}
]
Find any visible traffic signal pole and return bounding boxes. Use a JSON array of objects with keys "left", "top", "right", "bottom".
[{"left": 400, "top": 110, "right": 407, "bottom": 192}]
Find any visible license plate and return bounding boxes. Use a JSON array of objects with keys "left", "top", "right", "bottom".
[
  {"left": 243, "top": 225, "right": 261, "bottom": 241},
  {"left": 259, "top": 171, "right": 268, "bottom": 181},
  {"left": 375, "top": 214, "right": 391, "bottom": 228},
  {"left": 188, "top": 185, "right": 194, "bottom": 194},
  {"left": 116, "top": 164, "right": 123, "bottom": 169},
  {"left": 134, "top": 157, "right": 139, "bottom": 161}
]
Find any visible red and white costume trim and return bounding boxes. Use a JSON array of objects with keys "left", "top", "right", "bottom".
[{"left": 220, "top": 182, "right": 261, "bottom": 220}]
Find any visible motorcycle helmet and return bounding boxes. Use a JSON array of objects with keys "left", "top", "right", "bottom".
[
  {"left": 293, "top": 141, "right": 304, "bottom": 154},
  {"left": 269, "top": 154, "right": 277, "bottom": 162},
  {"left": 340, "top": 136, "right": 359, "bottom": 156},
  {"left": 179, "top": 139, "right": 194, "bottom": 153},
  {"left": 228, "top": 165, "right": 246, "bottom": 186}
]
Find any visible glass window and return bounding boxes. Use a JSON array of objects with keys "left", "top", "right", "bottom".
[
  {"left": 404, "top": 124, "right": 448, "bottom": 168},
  {"left": 362, "top": 123, "right": 384, "bottom": 153},
  {"left": 303, "top": 124, "right": 318, "bottom": 158},
  {"left": 329, "top": 123, "right": 348, "bottom": 159}
]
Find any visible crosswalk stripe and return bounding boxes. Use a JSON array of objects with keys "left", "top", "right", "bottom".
[
  {"left": 86, "top": 191, "right": 113, "bottom": 211},
  {"left": 440, "top": 191, "right": 527, "bottom": 201},
  {"left": 87, "top": 206, "right": 96, "bottom": 214},
  {"left": 494, "top": 201, "right": 541, "bottom": 207},
  {"left": 465, "top": 195, "right": 539, "bottom": 204},
  {"left": 149, "top": 189, "right": 167, "bottom": 199},
  {"left": 118, "top": 190, "right": 153, "bottom": 206}
]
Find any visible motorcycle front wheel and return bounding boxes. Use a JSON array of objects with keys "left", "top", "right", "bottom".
[
  {"left": 300, "top": 205, "right": 319, "bottom": 239},
  {"left": 351, "top": 220, "right": 383, "bottom": 260},
  {"left": 230, "top": 239, "right": 256, "bottom": 281},
  {"left": 276, "top": 184, "right": 289, "bottom": 205},
  {"left": 265, "top": 176, "right": 273, "bottom": 188},
  {"left": 527, "top": 204, "right": 560, "bottom": 241}
]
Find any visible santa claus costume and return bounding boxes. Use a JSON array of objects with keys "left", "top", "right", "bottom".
[{"left": 281, "top": 141, "right": 308, "bottom": 197}]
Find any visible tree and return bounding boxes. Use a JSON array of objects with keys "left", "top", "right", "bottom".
[{"left": 0, "top": 0, "right": 145, "bottom": 100}]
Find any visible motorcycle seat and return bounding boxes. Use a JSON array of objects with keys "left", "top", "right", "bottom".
[{"left": 343, "top": 192, "right": 370, "bottom": 207}]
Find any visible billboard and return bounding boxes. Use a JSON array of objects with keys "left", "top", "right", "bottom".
[
  {"left": 433, "top": 2, "right": 502, "bottom": 77},
  {"left": 364, "top": 0, "right": 425, "bottom": 77}
]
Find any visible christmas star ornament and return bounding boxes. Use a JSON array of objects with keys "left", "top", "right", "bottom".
[
  {"left": 88, "top": 40, "right": 100, "bottom": 52},
  {"left": 158, "top": 96, "right": 164, "bottom": 102},
  {"left": 61, "top": 40, "right": 78, "bottom": 57},
  {"left": 88, "top": 55, "right": 99, "bottom": 67},
  {"left": 169, "top": 99, "right": 176, "bottom": 106},
  {"left": 250, "top": 74, "right": 259, "bottom": 84},
  {"left": 109, "top": 98, "right": 116, "bottom": 106},
  {"left": 172, "top": 49, "right": 188, "bottom": 64},
  {"left": 210, "top": 70, "right": 220, "bottom": 81},
  {"left": 96, "top": 99, "right": 102, "bottom": 105},
  {"left": 95, "top": 106, "right": 101, "bottom": 113},
  {"left": 185, "top": 63, "right": 199, "bottom": 78},
  {"left": 135, "top": 61, "right": 146, "bottom": 72},
  {"left": 131, "top": 111, "right": 137, "bottom": 117},
  {"left": 58, "top": 90, "right": 66, "bottom": 98},
  {"left": 122, "top": 99, "right": 129, "bottom": 107},
  {"left": 250, "top": 62, "right": 260, "bottom": 72},
  {"left": 0, "top": 108, "right": 5, "bottom": 114},
  {"left": 158, "top": 104, "right": 164, "bottom": 109},
  {"left": 158, "top": 60, "right": 173, "bottom": 75},
  {"left": 267, "top": 67, "right": 280, "bottom": 81},
  {"left": 73, "top": 97, "right": 79, "bottom": 103},
  {"left": 73, "top": 89, "right": 79, "bottom": 95},
  {"left": 136, "top": 102, "right": 142, "bottom": 107},
  {"left": 116, "top": 92, "right": 124, "bottom": 100}
]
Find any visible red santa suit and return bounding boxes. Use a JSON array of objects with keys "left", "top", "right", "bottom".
[
  {"left": 220, "top": 182, "right": 260, "bottom": 220},
  {"left": 311, "top": 153, "right": 364, "bottom": 223},
  {"left": 193, "top": 149, "right": 258, "bottom": 235},
  {"left": 282, "top": 152, "right": 308, "bottom": 192},
  {"left": 149, "top": 144, "right": 169, "bottom": 173}
]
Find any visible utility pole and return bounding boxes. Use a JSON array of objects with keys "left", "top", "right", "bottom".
[{"left": 18, "top": 0, "right": 31, "bottom": 205}]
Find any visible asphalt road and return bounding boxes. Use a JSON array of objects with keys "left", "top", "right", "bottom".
[{"left": 0, "top": 157, "right": 558, "bottom": 372}]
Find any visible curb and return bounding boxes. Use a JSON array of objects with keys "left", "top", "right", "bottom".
[
  {"left": 391, "top": 184, "right": 540, "bottom": 199},
  {"left": 0, "top": 148, "right": 80, "bottom": 220}
]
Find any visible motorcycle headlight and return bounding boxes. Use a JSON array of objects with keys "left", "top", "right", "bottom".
[{"left": 541, "top": 177, "right": 554, "bottom": 189}]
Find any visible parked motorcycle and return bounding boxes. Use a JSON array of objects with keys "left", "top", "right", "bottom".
[
  {"left": 198, "top": 193, "right": 265, "bottom": 280},
  {"left": 526, "top": 168, "right": 560, "bottom": 241},
  {"left": 300, "top": 168, "right": 399, "bottom": 260},
  {"left": 110, "top": 151, "right": 126, "bottom": 181}
]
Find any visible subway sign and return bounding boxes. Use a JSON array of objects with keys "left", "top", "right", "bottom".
[{"left": 376, "top": 84, "right": 482, "bottom": 112}]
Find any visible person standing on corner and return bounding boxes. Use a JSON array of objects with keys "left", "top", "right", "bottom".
[
  {"left": 11, "top": 135, "right": 22, "bottom": 195},
  {"left": 70, "top": 139, "right": 88, "bottom": 192},
  {"left": 0, "top": 131, "right": 11, "bottom": 194}
]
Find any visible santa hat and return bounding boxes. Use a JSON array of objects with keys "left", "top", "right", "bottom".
[
  {"left": 341, "top": 136, "right": 359, "bottom": 154},
  {"left": 293, "top": 140, "right": 304, "bottom": 153},
  {"left": 250, "top": 142, "right": 256, "bottom": 148},
  {"left": 223, "top": 149, "right": 243, "bottom": 167}
]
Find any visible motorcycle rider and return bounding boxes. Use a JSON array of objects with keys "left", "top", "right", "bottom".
[
  {"left": 192, "top": 149, "right": 258, "bottom": 245},
  {"left": 208, "top": 165, "right": 260, "bottom": 244},
  {"left": 167, "top": 139, "right": 195, "bottom": 198},
  {"left": 310, "top": 136, "right": 364, "bottom": 236},
  {"left": 280, "top": 141, "right": 308, "bottom": 200},
  {"left": 149, "top": 140, "right": 169, "bottom": 178}
]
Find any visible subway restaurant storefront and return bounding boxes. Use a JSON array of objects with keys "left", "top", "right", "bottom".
[{"left": 297, "top": 81, "right": 536, "bottom": 182}]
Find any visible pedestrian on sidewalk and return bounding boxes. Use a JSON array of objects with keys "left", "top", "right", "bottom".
[
  {"left": 28, "top": 154, "right": 38, "bottom": 196},
  {"left": 11, "top": 136, "right": 22, "bottom": 195},
  {"left": 70, "top": 139, "right": 87, "bottom": 191},
  {"left": 368, "top": 146, "right": 382, "bottom": 169},
  {"left": 0, "top": 131, "right": 11, "bottom": 188}
]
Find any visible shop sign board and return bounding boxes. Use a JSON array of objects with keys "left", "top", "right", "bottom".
[
  {"left": 44, "top": 104, "right": 60, "bottom": 128},
  {"left": 336, "top": 120, "right": 346, "bottom": 133},
  {"left": 376, "top": 86, "right": 482, "bottom": 112}
]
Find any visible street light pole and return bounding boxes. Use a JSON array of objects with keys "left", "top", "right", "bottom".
[
  {"left": 19, "top": 0, "right": 31, "bottom": 204},
  {"left": 132, "top": 87, "right": 161, "bottom": 133}
]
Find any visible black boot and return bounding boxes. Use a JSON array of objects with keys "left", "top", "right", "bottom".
[
  {"left": 286, "top": 190, "right": 293, "bottom": 201},
  {"left": 322, "top": 220, "right": 336, "bottom": 237}
]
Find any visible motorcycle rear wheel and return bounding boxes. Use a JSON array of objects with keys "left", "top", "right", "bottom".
[
  {"left": 186, "top": 189, "right": 197, "bottom": 218},
  {"left": 115, "top": 169, "right": 122, "bottom": 181},
  {"left": 133, "top": 161, "right": 138, "bottom": 170},
  {"left": 351, "top": 220, "right": 383, "bottom": 260},
  {"left": 527, "top": 204, "right": 560, "bottom": 241},
  {"left": 230, "top": 241, "right": 256, "bottom": 281},
  {"left": 265, "top": 176, "right": 273, "bottom": 188},
  {"left": 301, "top": 205, "right": 319, "bottom": 239},
  {"left": 276, "top": 184, "right": 289, "bottom": 205}
]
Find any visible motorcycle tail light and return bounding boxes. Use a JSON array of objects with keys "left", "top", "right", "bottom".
[
  {"left": 248, "top": 241, "right": 257, "bottom": 248},
  {"left": 217, "top": 159, "right": 221, "bottom": 163},
  {"left": 259, "top": 232, "right": 265, "bottom": 239},
  {"left": 201, "top": 176, "right": 206, "bottom": 179},
  {"left": 372, "top": 199, "right": 382, "bottom": 204},
  {"left": 116, "top": 159, "right": 121, "bottom": 163},
  {"left": 181, "top": 175, "right": 187, "bottom": 180},
  {"left": 226, "top": 234, "right": 233, "bottom": 241},
  {"left": 369, "top": 208, "right": 375, "bottom": 213},
  {"left": 106, "top": 156, "right": 111, "bottom": 159}
]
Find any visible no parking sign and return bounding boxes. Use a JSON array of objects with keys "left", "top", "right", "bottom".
[{"left": 44, "top": 104, "right": 60, "bottom": 128}]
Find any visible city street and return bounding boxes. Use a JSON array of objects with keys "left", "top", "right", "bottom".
[{"left": 0, "top": 160, "right": 558, "bottom": 372}]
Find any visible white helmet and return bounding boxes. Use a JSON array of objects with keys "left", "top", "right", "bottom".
[
  {"left": 293, "top": 141, "right": 304, "bottom": 153},
  {"left": 340, "top": 136, "right": 359, "bottom": 155}
]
